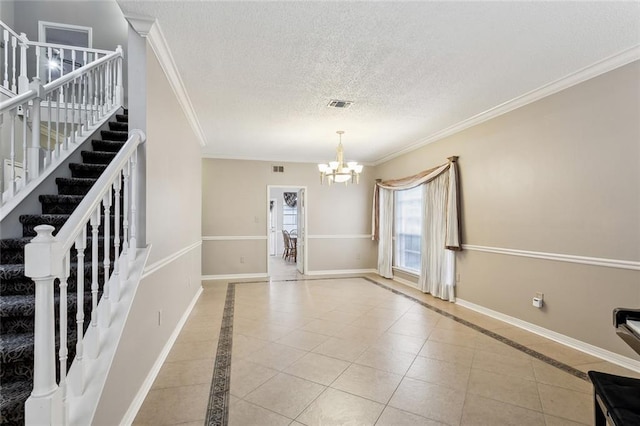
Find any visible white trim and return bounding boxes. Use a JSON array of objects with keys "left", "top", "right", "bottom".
[
  {"left": 202, "top": 235, "right": 267, "bottom": 241},
  {"left": 456, "top": 298, "right": 640, "bottom": 374},
  {"left": 200, "top": 152, "right": 375, "bottom": 166},
  {"left": 142, "top": 241, "right": 202, "bottom": 279},
  {"left": 307, "top": 234, "right": 372, "bottom": 239},
  {"left": 373, "top": 45, "right": 640, "bottom": 166},
  {"left": 305, "top": 268, "right": 377, "bottom": 276},
  {"left": 393, "top": 274, "right": 420, "bottom": 290},
  {"left": 393, "top": 266, "right": 421, "bottom": 276},
  {"left": 202, "top": 273, "right": 269, "bottom": 281},
  {"left": 38, "top": 20, "right": 93, "bottom": 47},
  {"left": 463, "top": 244, "right": 640, "bottom": 271},
  {"left": 121, "top": 286, "right": 203, "bottom": 425},
  {"left": 133, "top": 18, "right": 207, "bottom": 148}
]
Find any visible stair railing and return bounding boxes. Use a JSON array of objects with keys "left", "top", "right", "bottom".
[
  {"left": 0, "top": 44, "right": 123, "bottom": 213},
  {"left": 24, "top": 128, "right": 146, "bottom": 425},
  {"left": 2, "top": 20, "right": 116, "bottom": 95}
]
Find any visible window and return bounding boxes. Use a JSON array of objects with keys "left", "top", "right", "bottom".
[
  {"left": 282, "top": 204, "right": 297, "bottom": 233},
  {"left": 394, "top": 185, "right": 422, "bottom": 272}
]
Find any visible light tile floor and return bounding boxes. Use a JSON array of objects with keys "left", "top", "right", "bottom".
[{"left": 133, "top": 273, "right": 640, "bottom": 425}]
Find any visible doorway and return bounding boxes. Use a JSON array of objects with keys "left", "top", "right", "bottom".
[{"left": 267, "top": 185, "right": 307, "bottom": 278}]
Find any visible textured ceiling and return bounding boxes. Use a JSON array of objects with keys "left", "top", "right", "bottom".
[{"left": 116, "top": 1, "right": 640, "bottom": 164}]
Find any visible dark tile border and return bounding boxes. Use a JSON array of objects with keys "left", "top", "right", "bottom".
[
  {"left": 205, "top": 282, "right": 236, "bottom": 426},
  {"left": 204, "top": 274, "right": 589, "bottom": 424}
]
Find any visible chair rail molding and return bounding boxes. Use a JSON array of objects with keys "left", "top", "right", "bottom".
[
  {"left": 462, "top": 244, "right": 640, "bottom": 271},
  {"left": 307, "top": 234, "right": 372, "bottom": 239},
  {"left": 202, "top": 236, "right": 268, "bottom": 241}
]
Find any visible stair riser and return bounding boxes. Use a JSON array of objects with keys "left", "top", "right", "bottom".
[
  {"left": 92, "top": 140, "right": 125, "bottom": 153},
  {"left": 108, "top": 122, "right": 128, "bottom": 132},
  {"left": 81, "top": 151, "right": 117, "bottom": 165},
  {"left": 57, "top": 181, "right": 95, "bottom": 196},
  {"left": 69, "top": 164, "right": 107, "bottom": 179},
  {"left": 1, "top": 271, "right": 109, "bottom": 296},
  {"left": 100, "top": 130, "right": 128, "bottom": 141}
]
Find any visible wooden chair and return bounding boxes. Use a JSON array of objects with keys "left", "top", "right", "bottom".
[{"left": 282, "top": 230, "right": 291, "bottom": 259}]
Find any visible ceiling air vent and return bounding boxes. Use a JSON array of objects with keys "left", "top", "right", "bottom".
[
  {"left": 272, "top": 165, "right": 284, "bottom": 173},
  {"left": 327, "top": 99, "right": 353, "bottom": 109}
]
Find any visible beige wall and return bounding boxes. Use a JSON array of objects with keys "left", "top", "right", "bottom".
[
  {"left": 375, "top": 61, "right": 640, "bottom": 359},
  {"left": 202, "top": 159, "right": 376, "bottom": 276},
  {"left": 94, "top": 41, "right": 202, "bottom": 423}
]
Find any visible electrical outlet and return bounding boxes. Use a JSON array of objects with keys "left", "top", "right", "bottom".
[
  {"left": 456, "top": 273, "right": 460, "bottom": 283},
  {"left": 356, "top": 253, "right": 361, "bottom": 260},
  {"left": 157, "top": 310, "right": 162, "bottom": 326},
  {"left": 240, "top": 256, "right": 245, "bottom": 264}
]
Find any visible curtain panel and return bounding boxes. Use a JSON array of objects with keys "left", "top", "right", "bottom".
[
  {"left": 283, "top": 192, "right": 297, "bottom": 208},
  {"left": 371, "top": 156, "right": 462, "bottom": 300}
]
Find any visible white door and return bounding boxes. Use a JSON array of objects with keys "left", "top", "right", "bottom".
[
  {"left": 269, "top": 199, "right": 277, "bottom": 256},
  {"left": 296, "top": 189, "right": 305, "bottom": 274}
]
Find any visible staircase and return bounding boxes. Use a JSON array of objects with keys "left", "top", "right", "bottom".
[{"left": 0, "top": 111, "right": 128, "bottom": 425}]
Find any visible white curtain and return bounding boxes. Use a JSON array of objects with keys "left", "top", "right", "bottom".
[
  {"left": 418, "top": 172, "right": 455, "bottom": 301},
  {"left": 377, "top": 188, "right": 394, "bottom": 278},
  {"left": 372, "top": 157, "right": 461, "bottom": 301}
]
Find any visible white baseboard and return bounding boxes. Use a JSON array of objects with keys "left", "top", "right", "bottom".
[
  {"left": 305, "top": 268, "right": 377, "bottom": 276},
  {"left": 201, "top": 273, "right": 268, "bottom": 281},
  {"left": 456, "top": 298, "right": 640, "bottom": 374},
  {"left": 121, "top": 286, "right": 203, "bottom": 425}
]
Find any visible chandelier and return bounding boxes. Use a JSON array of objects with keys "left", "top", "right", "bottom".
[{"left": 317, "top": 131, "right": 363, "bottom": 185}]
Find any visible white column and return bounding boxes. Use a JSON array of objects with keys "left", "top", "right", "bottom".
[{"left": 24, "top": 225, "right": 63, "bottom": 425}]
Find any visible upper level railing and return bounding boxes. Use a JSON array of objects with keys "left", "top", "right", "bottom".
[
  {"left": 0, "top": 20, "right": 123, "bottom": 214},
  {"left": 2, "top": 20, "right": 115, "bottom": 95}
]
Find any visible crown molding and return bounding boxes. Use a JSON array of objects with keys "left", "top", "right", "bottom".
[
  {"left": 143, "top": 21, "right": 208, "bottom": 148},
  {"left": 373, "top": 45, "right": 640, "bottom": 166},
  {"left": 124, "top": 14, "right": 156, "bottom": 37}
]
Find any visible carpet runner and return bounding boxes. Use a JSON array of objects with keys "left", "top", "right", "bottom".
[{"left": 0, "top": 111, "right": 128, "bottom": 425}]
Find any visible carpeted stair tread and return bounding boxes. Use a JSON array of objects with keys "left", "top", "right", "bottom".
[
  {"left": 91, "top": 140, "right": 125, "bottom": 153},
  {"left": 0, "top": 332, "right": 34, "bottom": 362},
  {"left": 100, "top": 130, "right": 128, "bottom": 141},
  {"left": 81, "top": 150, "right": 117, "bottom": 165},
  {"left": 108, "top": 121, "right": 128, "bottom": 132},
  {"left": 56, "top": 177, "right": 98, "bottom": 195},
  {"left": 1, "top": 235, "right": 115, "bottom": 266},
  {"left": 115, "top": 114, "right": 128, "bottom": 123},
  {"left": 69, "top": 163, "right": 107, "bottom": 179},
  {"left": 0, "top": 379, "right": 32, "bottom": 423}
]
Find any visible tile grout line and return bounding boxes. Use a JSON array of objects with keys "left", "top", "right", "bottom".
[
  {"left": 360, "top": 276, "right": 589, "bottom": 381},
  {"left": 205, "top": 282, "right": 236, "bottom": 426}
]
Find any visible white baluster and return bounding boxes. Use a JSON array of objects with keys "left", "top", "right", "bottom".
[
  {"left": 112, "top": 177, "right": 121, "bottom": 302},
  {"left": 47, "top": 92, "right": 53, "bottom": 163},
  {"left": 24, "top": 225, "right": 63, "bottom": 425},
  {"left": 9, "top": 109, "right": 16, "bottom": 197},
  {"left": 60, "top": 86, "right": 68, "bottom": 151},
  {"left": 63, "top": 83, "right": 69, "bottom": 149},
  {"left": 47, "top": 46, "right": 52, "bottom": 85},
  {"left": 3, "top": 29, "right": 8, "bottom": 89},
  {"left": 105, "top": 61, "right": 111, "bottom": 110},
  {"left": 86, "top": 208, "right": 101, "bottom": 359},
  {"left": 58, "top": 254, "right": 70, "bottom": 425},
  {"left": 116, "top": 46, "right": 123, "bottom": 106},
  {"left": 73, "top": 228, "right": 86, "bottom": 394},
  {"left": 11, "top": 34, "right": 17, "bottom": 92},
  {"left": 71, "top": 74, "right": 77, "bottom": 144},
  {"left": 60, "top": 48, "right": 65, "bottom": 77},
  {"left": 102, "top": 188, "right": 112, "bottom": 318},
  {"left": 22, "top": 100, "right": 27, "bottom": 185},
  {"left": 28, "top": 79, "right": 43, "bottom": 183},
  {"left": 129, "top": 149, "right": 137, "bottom": 261},
  {"left": 18, "top": 33, "right": 28, "bottom": 93},
  {"left": 121, "top": 162, "right": 130, "bottom": 280},
  {"left": 35, "top": 46, "right": 41, "bottom": 80},
  {"left": 55, "top": 83, "right": 61, "bottom": 157}
]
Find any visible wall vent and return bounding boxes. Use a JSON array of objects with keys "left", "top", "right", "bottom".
[
  {"left": 272, "top": 165, "right": 284, "bottom": 173},
  {"left": 327, "top": 99, "right": 353, "bottom": 109}
]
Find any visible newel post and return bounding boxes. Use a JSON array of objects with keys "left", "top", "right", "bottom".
[
  {"left": 17, "top": 33, "right": 29, "bottom": 93},
  {"left": 24, "top": 225, "right": 63, "bottom": 425},
  {"left": 115, "top": 45, "right": 123, "bottom": 106},
  {"left": 27, "top": 78, "right": 44, "bottom": 183}
]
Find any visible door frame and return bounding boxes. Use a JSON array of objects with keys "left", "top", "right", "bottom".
[{"left": 266, "top": 185, "right": 308, "bottom": 277}]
